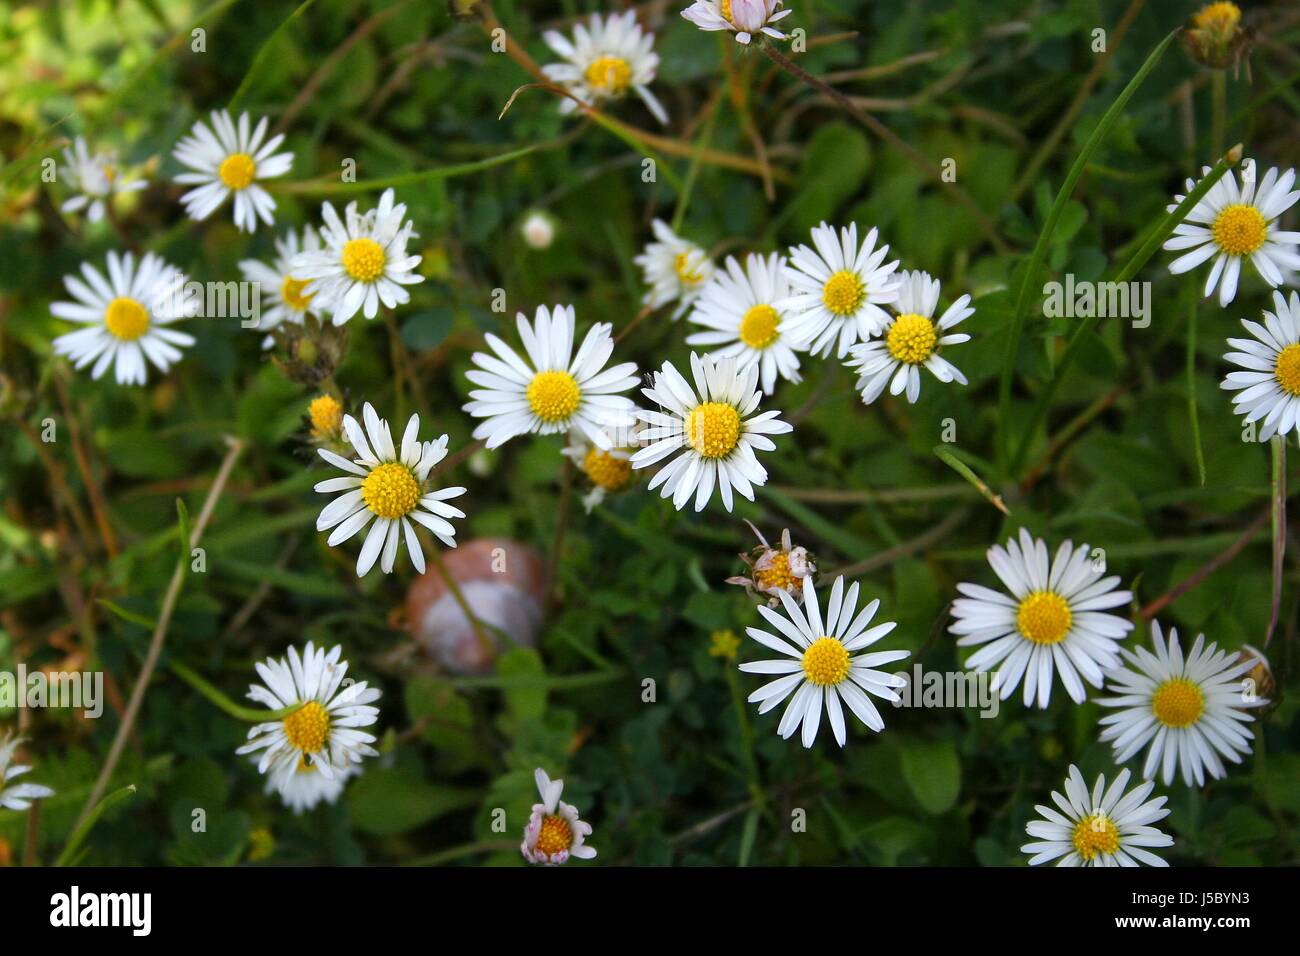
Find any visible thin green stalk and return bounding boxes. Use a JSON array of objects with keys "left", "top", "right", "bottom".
[
  {"left": 228, "top": 0, "right": 320, "bottom": 111},
  {"left": 933, "top": 445, "right": 1010, "bottom": 515},
  {"left": 268, "top": 144, "right": 546, "bottom": 193},
  {"left": 169, "top": 659, "right": 302, "bottom": 722},
  {"left": 56, "top": 785, "right": 136, "bottom": 867},
  {"left": 1008, "top": 144, "right": 1242, "bottom": 475},
  {"left": 1186, "top": 285, "right": 1207, "bottom": 485},
  {"left": 996, "top": 28, "right": 1180, "bottom": 471},
  {"left": 1266, "top": 436, "right": 1286, "bottom": 646},
  {"left": 1210, "top": 69, "right": 1227, "bottom": 158},
  {"left": 725, "top": 665, "right": 764, "bottom": 814},
  {"left": 672, "top": 97, "right": 720, "bottom": 232}
]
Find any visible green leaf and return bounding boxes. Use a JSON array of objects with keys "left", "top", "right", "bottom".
[
  {"left": 348, "top": 766, "right": 478, "bottom": 837},
  {"left": 899, "top": 737, "right": 961, "bottom": 815}
]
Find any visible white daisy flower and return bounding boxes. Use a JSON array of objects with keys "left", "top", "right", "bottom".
[
  {"left": 682, "top": 0, "right": 794, "bottom": 45},
  {"left": 59, "top": 136, "right": 146, "bottom": 223},
  {"left": 50, "top": 250, "right": 195, "bottom": 386},
  {"left": 685, "top": 252, "right": 804, "bottom": 395},
  {"left": 779, "top": 221, "right": 901, "bottom": 358},
  {"left": 1098, "top": 621, "right": 1265, "bottom": 787},
  {"left": 263, "top": 760, "right": 360, "bottom": 815},
  {"left": 633, "top": 218, "right": 715, "bottom": 319},
  {"left": 948, "top": 529, "right": 1134, "bottom": 709},
  {"left": 236, "top": 642, "right": 381, "bottom": 781},
  {"left": 462, "top": 304, "right": 639, "bottom": 450},
  {"left": 521, "top": 767, "right": 597, "bottom": 865},
  {"left": 632, "top": 353, "right": 792, "bottom": 512},
  {"left": 561, "top": 429, "right": 635, "bottom": 512},
  {"left": 238, "top": 226, "right": 321, "bottom": 347},
  {"left": 314, "top": 402, "right": 467, "bottom": 577},
  {"left": 541, "top": 11, "right": 668, "bottom": 125},
  {"left": 846, "top": 269, "right": 972, "bottom": 404},
  {"left": 739, "top": 574, "right": 908, "bottom": 748},
  {"left": 172, "top": 110, "right": 293, "bottom": 233},
  {"left": 0, "top": 733, "right": 55, "bottom": 811},
  {"left": 1221, "top": 289, "right": 1300, "bottom": 440},
  {"left": 725, "top": 520, "right": 815, "bottom": 607},
  {"left": 1022, "top": 765, "right": 1173, "bottom": 867},
  {"left": 289, "top": 188, "right": 424, "bottom": 325},
  {"left": 1163, "top": 160, "right": 1300, "bottom": 306}
]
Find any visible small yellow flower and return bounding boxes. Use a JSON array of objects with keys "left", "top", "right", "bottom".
[
  {"left": 708, "top": 629, "right": 741, "bottom": 661},
  {"left": 247, "top": 827, "right": 275, "bottom": 862},
  {"left": 308, "top": 394, "right": 344, "bottom": 439}
]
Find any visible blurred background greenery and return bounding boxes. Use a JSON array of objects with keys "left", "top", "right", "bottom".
[{"left": 0, "top": 0, "right": 1297, "bottom": 866}]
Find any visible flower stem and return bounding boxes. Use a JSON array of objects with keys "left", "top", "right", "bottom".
[
  {"left": 169, "top": 659, "right": 302, "bottom": 722},
  {"left": 428, "top": 545, "right": 497, "bottom": 659}
]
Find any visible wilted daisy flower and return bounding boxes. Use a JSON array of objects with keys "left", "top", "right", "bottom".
[
  {"left": 172, "top": 110, "right": 292, "bottom": 232},
  {"left": 682, "top": 0, "right": 794, "bottom": 44},
  {"left": 846, "top": 270, "right": 971, "bottom": 404},
  {"left": 1221, "top": 289, "right": 1300, "bottom": 440},
  {"left": 1098, "top": 622, "right": 1265, "bottom": 787},
  {"left": 315, "top": 402, "right": 467, "bottom": 576},
  {"left": 726, "top": 520, "right": 815, "bottom": 606},
  {"left": 521, "top": 768, "right": 597, "bottom": 865},
  {"left": 949, "top": 529, "right": 1134, "bottom": 709},
  {"left": 632, "top": 353, "right": 791, "bottom": 512},
  {"left": 290, "top": 188, "right": 424, "bottom": 325},
  {"left": 1163, "top": 161, "right": 1300, "bottom": 306},
  {"left": 51, "top": 251, "right": 194, "bottom": 385},
  {"left": 239, "top": 226, "right": 321, "bottom": 346},
  {"left": 236, "top": 642, "right": 381, "bottom": 782},
  {"left": 0, "top": 733, "right": 55, "bottom": 810},
  {"left": 264, "top": 760, "right": 360, "bottom": 814},
  {"left": 562, "top": 429, "right": 635, "bottom": 512},
  {"left": 520, "top": 210, "right": 556, "bottom": 250},
  {"left": 634, "top": 219, "right": 714, "bottom": 319},
  {"left": 59, "top": 136, "right": 146, "bottom": 223},
  {"left": 780, "top": 222, "right": 901, "bottom": 358},
  {"left": 463, "top": 305, "right": 638, "bottom": 450},
  {"left": 541, "top": 11, "right": 667, "bottom": 125},
  {"left": 740, "top": 575, "right": 907, "bottom": 748},
  {"left": 1183, "top": 2, "right": 1249, "bottom": 69},
  {"left": 686, "top": 252, "right": 803, "bottom": 395},
  {"left": 1022, "top": 765, "right": 1173, "bottom": 867}
]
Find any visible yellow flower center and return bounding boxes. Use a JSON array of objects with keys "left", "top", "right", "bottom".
[
  {"left": 103, "top": 164, "right": 117, "bottom": 183},
  {"left": 1212, "top": 203, "right": 1267, "bottom": 256},
  {"left": 886, "top": 313, "right": 938, "bottom": 364},
  {"left": 1274, "top": 344, "right": 1300, "bottom": 396},
  {"left": 308, "top": 394, "right": 343, "bottom": 437},
  {"left": 361, "top": 461, "right": 420, "bottom": 519},
  {"left": 739, "top": 304, "right": 781, "bottom": 349},
  {"left": 103, "top": 296, "right": 150, "bottom": 341},
  {"left": 1151, "top": 678, "right": 1205, "bottom": 728},
  {"left": 526, "top": 370, "right": 582, "bottom": 423},
  {"left": 218, "top": 152, "right": 257, "bottom": 190},
  {"left": 674, "top": 251, "right": 706, "bottom": 287},
  {"left": 685, "top": 402, "right": 741, "bottom": 458},
  {"left": 720, "top": 0, "right": 735, "bottom": 25},
  {"left": 1071, "top": 814, "right": 1120, "bottom": 862},
  {"left": 822, "top": 270, "right": 865, "bottom": 316},
  {"left": 582, "top": 447, "right": 631, "bottom": 491},
  {"left": 1192, "top": 1, "right": 1241, "bottom": 32},
  {"left": 341, "top": 237, "right": 387, "bottom": 282},
  {"left": 584, "top": 55, "right": 632, "bottom": 94},
  {"left": 754, "top": 552, "right": 797, "bottom": 592},
  {"left": 281, "top": 275, "right": 315, "bottom": 311},
  {"left": 282, "top": 700, "right": 330, "bottom": 755},
  {"left": 535, "top": 814, "right": 573, "bottom": 856},
  {"left": 802, "top": 636, "right": 851, "bottom": 687},
  {"left": 295, "top": 754, "right": 318, "bottom": 773},
  {"left": 1015, "top": 591, "right": 1073, "bottom": 645}
]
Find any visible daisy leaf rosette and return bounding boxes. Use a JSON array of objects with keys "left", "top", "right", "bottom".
[
  {"left": 541, "top": 10, "right": 668, "bottom": 124},
  {"left": 462, "top": 304, "right": 639, "bottom": 449},
  {"left": 846, "top": 269, "right": 972, "bottom": 404},
  {"left": 632, "top": 352, "right": 792, "bottom": 512},
  {"left": 1164, "top": 160, "right": 1300, "bottom": 306},
  {"left": 290, "top": 187, "right": 424, "bottom": 325},
  {"left": 779, "top": 221, "right": 902, "bottom": 358},
  {"left": 949, "top": 529, "right": 1134, "bottom": 708},
  {"left": 740, "top": 575, "right": 908, "bottom": 748},
  {"left": 1022, "top": 765, "right": 1173, "bottom": 867},
  {"left": 236, "top": 642, "right": 381, "bottom": 781},
  {"left": 51, "top": 250, "right": 195, "bottom": 385},
  {"left": 172, "top": 109, "right": 292, "bottom": 233},
  {"left": 315, "top": 402, "right": 467, "bottom": 577},
  {"left": 1098, "top": 621, "right": 1266, "bottom": 787}
]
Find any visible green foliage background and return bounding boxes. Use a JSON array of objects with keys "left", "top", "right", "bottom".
[{"left": 0, "top": 0, "right": 1297, "bottom": 866}]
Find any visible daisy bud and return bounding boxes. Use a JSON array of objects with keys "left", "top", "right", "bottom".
[{"left": 520, "top": 210, "right": 556, "bottom": 250}]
